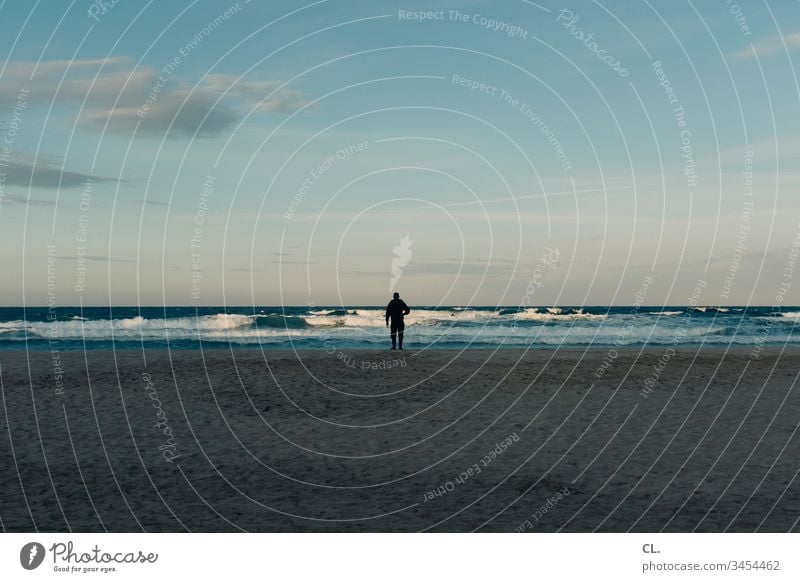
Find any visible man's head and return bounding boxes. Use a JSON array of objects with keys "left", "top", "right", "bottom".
[{"left": 393, "top": 292, "right": 400, "bottom": 299}]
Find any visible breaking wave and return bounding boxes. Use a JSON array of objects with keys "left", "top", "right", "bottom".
[{"left": 0, "top": 305, "right": 795, "bottom": 349}]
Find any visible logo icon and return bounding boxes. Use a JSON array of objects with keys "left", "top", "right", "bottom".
[
  {"left": 390, "top": 234, "right": 413, "bottom": 292},
  {"left": 20, "top": 542, "right": 45, "bottom": 570}
]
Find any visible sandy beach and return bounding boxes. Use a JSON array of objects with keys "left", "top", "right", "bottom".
[{"left": 1, "top": 347, "right": 799, "bottom": 532}]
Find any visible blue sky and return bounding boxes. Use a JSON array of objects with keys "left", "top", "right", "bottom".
[{"left": 1, "top": 0, "right": 799, "bottom": 306}]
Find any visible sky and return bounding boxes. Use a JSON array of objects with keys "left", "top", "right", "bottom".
[{"left": 0, "top": 0, "right": 799, "bottom": 306}]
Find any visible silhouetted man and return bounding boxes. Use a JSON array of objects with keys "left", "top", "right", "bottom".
[{"left": 385, "top": 292, "right": 410, "bottom": 350}]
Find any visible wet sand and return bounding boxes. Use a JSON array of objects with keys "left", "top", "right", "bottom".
[{"left": 1, "top": 348, "right": 799, "bottom": 532}]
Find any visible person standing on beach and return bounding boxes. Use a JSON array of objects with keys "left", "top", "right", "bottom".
[{"left": 385, "top": 292, "right": 411, "bottom": 350}]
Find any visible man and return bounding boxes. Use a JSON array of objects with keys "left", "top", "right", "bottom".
[{"left": 385, "top": 292, "right": 411, "bottom": 350}]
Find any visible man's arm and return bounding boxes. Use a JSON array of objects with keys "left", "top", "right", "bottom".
[
  {"left": 386, "top": 302, "right": 391, "bottom": 326},
  {"left": 403, "top": 301, "right": 410, "bottom": 315}
]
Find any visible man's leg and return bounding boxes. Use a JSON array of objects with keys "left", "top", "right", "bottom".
[
  {"left": 398, "top": 322, "right": 404, "bottom": 349},
  {"left": 390, "top": 322, "right": 397, "bottom": 349}
]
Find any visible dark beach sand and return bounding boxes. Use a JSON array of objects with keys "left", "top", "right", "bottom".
[{"left": 1, "top": 348, "right": 799, "bottom": 532}]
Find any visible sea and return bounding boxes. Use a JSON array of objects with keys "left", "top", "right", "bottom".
[{"left": 0, "top": 305, "right": 797, "bottom": 350}]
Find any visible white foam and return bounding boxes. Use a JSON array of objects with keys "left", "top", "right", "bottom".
[
  {"left": 778, "top": 312, "right": 800, "bottom": 320},
  {"left": 0, "top": 308, "right": 790, "bottom": 347},
  {"left": 512, "top": 308, "right": 606, "bottom": 321},
  {"left": 9, "top": 313, "right": 256, "bottom": 339}
]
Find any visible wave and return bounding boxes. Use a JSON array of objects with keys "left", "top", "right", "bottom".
[
  {"left": 689, "top": 306, "right": 737, "bottom": 314},
  {"left": 643, "top": 310, "right": 684, "bottom": 316},
  {"left": 753, "top": 311, "right": 800, "bottom": 323},
  {"left": 256, "top": 314, "right": 309, "bottom": 329},
  {"left": 776, "top": 311, "right": 800, "bottom": 320},
  {"left": 0, "top": 307, "right": 797, "bottom": 348},
  {"left": 307, "top": 308, "right": 348, "bottom": 317},
  {"left": 1, "top": 313, "right": 256, "bottom": 338},
  {"left": 304, "top": 308, "right": 489, "bottom": 328},
  {"left": 511, "top": 308, "right": 606, "bottom": 321}
]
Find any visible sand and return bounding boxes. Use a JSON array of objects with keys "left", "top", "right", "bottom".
[{"left": 1, "top": 347, "right": 799, "bottom": 532}]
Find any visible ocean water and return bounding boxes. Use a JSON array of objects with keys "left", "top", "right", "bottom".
[{"left": 0, "top": 305, "right": 797, "bottom": 350}]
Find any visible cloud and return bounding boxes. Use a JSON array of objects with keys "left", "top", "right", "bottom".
[
  {"left": 55, "top": 255, "right": 138, "bottom": 263},
  {"left": 202, "top": 74, "right": 312, "bottom": 112},
  {"left": 84, "top": 89, "right": 239, "bottom": 137},
  {"left": 0, "top": 194, "right": 56, "bottom": 207},
  {"left": 134, "top": 198, "right": 170, "bottom": 207},
  {"left": 0, "top": 57, "right": 152, "bottom": 107},
  {"left": 2, "top": 154, "right": 115, "bottom": 189},
  {"left": 731, "top": 31, "right": 800, "bottom": 59},
  {"left": 0, "top": 58, "right": 311, "bottom": 139},
  {"left": 265, "top": 259, "right": 317, "bottom": 265}
]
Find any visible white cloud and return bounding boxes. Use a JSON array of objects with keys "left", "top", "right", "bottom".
[
  {"left": 731, "top": 31, "right": 800, "bottom": 59},
  {"left": 0, "top": 57, "right": 311, "bottom": 138},
  {"left": 2, "top": 153, "right": 116, "bottom": 189},
  {"left": 84, "top": 89, "right": 239, "bottom": 137},
  {"left": 0, "top": 57, "right": 152, "bottom": 107},
  {"left": 202, "top": 74, "right": 312, "bottom": 112}
]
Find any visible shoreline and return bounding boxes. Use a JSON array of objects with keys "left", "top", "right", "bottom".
[{"left": 3, "top": 345, "right": 797, "bottom": 353}]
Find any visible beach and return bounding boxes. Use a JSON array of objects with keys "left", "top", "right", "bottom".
[{"left": 1, "top": 348, "right": 799, "bottom": 532}]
